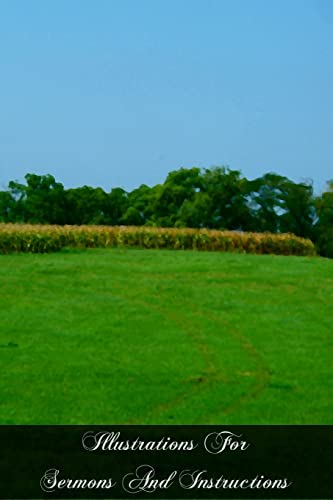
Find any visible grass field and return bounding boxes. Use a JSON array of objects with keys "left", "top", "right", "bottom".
[{"left": 0, "top": 248, "right": 332, "bottom": 425}]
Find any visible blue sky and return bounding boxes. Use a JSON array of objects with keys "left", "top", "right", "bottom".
[{"left": 1, "top": 0, "right": 332, "bottom": 193}]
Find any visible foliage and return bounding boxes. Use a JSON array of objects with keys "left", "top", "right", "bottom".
[
  {"left": 314, "top": 180, "right": 333, "bottom": 258},
  {"left": 0, "top": 168, "right": 331, "bottom": 256},
  {"left": 0, "top": 223, "right": 316, "bottom": 256}
]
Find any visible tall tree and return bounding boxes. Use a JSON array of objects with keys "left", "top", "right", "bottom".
[
  {"left": 0, "top": 191, "right": 15, "bottom": 222},
  {"left": 279, "top": 180, "right": 315, "bottom": 238},
  {"left": 65, "top": 186, "right": 108, "bottom": 224},
  {"left": 104, "top": 188, "right": 129, "bottom": 225},
  {"left": 151, "top": 167, "right": 202, "bottom": 227},
  {"left": 8, "top": 174, "right": 66, "bottom": 224},
  {"left": 201, "top": 167, "right": 252, "bottom": 230},
  {"left": 314, "top": 181, "right": 333, "bottom": 257}
]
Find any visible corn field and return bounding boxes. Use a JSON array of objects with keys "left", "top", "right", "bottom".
[{"left": 0, "top": 223, "right": 316, "bottom": 256}]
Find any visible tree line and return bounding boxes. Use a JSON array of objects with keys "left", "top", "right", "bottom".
[{"left": 0, "top": 167, "right": 332, "bottom": 257}]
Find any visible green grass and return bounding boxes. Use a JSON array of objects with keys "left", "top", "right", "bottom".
[{"left": 0, "top": 248, "right": 332, "bottom": 424}]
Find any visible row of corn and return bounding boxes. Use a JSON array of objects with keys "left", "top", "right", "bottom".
[{"left": 0, "top": 223, "right": 316, "bottom": 256}]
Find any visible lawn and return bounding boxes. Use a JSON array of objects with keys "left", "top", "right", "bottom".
[{"left": 0, "top": 248, "right": 332, "bottom": 424}]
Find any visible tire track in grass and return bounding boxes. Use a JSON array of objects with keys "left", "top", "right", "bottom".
[
  {"left": 146, "top": 270, "right": 271, "bottom": 421},
  {"left": 112, "top": 275, "right": 270, "bottom": 424},
  {"left": 109, "top": 289, "right": 225, "bottom": 425},
  {"left": 193, "top": 308, "right": 271, "bottom": 422},
  {"left": 141, "top": 301, "right": 270, "bottom": 423}
]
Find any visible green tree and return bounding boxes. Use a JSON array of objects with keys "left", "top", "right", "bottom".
[
  {"left": 103, "top": 188, "right": 129, "bottom": 225},
  {"left": 65, "top": 186, "right": 108, "bottom": 224},
  {"left": 0, "top": 191, "right": 15, "bottom": 222},
  {"left": 125, "top": 184, "right": 154, "bottom": 225},
  {"left": 7, "top": 174, "right": 66, "bottom": 224},
  {"left": 279, "top": 180, "right": 315, "bottom": 238},
  {"left": 314, "top": 181, "right": 333, "bottom": 257},
  {"left": 201, "top": 166, "right": 252, "bottom": 230},
  {"left": 151, "top": 167, "right": 202, "bottom": 227},
  {"left": 247, "top": 173, "right": 287, "bottom": 233}
]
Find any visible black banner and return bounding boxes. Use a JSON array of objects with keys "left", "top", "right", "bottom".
[{"left": 0, "top": 426, "right": 332, "bottom": 498}]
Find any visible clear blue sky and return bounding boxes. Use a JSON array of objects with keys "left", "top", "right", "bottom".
[{"left": 1, "top": 0, "right": 332, "bottom": 193}]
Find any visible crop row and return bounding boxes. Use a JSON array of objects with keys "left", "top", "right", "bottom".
[{"left": 0, "top": 224, "right": 316, "bottom": 256}]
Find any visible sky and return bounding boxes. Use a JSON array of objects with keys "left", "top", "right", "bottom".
[{"left": 1, "top": 0, "right": 332, "bottom": 193}]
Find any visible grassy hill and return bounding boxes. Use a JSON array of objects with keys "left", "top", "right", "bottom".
[{"left": 0, "top": 248, "right": 332, "bottom": 424}]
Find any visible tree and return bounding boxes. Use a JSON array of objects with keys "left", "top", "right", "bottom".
[
  {"left": 279, "top": 180, "right": 315, "bottom": 238},
  {"left": 125, "top": 184, "right": 153, "bottom": 225},
  {"left": 200, "top": 167, "right": 252, "bottom": 230},
  {"left": 247, "top": 173, "right": 287, "bottom": 233},
  {"left": 104, "top": 188, "right": 129, "bottom": 225},
  {"left": 0, "top": 191, "right": 15, "bottom": 222},
  {"left": 65, "top": 186, "right": 108, "bottom": 224},
  {"left": 313, "top": 181, "right": 333, "bottom": 257},
  {"left": 151, "top": 167, "right": 202, "bottom": 227},
  {"left": 7, "top": 173, "right": 66, "bottom": 224},
  {"left": 247, "top": 173, "right": 315, "bottom": 237}
]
